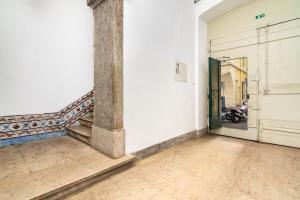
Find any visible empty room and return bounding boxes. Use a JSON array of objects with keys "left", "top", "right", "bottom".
[{"left": 0, "top": 0, "right": 299, "bottom": 199}]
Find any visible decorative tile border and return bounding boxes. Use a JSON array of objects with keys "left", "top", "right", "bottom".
[
  {"left": 0, "top": 91, "right": 94, "bottom": 140},
  {"left": 0, "top": 130, "right": 66, "bottom": 148}
]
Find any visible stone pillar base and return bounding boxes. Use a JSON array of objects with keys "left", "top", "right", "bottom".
[{"left": 91, "top": 126, "right": 125, "bottom": 159}]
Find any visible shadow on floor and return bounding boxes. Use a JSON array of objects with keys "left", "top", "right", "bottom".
[{"left": 222, "top": 119, "right": 248, "bottom": 130}]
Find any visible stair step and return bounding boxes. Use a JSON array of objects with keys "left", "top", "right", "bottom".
[
  {"left": 67, "top": 125, "right": 92, "bottom": 145},
  {"left": 0, "top": 136, "right": 136, "bottom": 200},
  {"left": 79, "top": 115, "right": 94, "bottom": 128}
]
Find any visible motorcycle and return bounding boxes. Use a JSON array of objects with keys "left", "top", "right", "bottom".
[{"left": 225, "top": 103, "right": 248, "bottom": 123}]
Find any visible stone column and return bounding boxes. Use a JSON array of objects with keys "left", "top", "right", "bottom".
[{"left": 87, "top": 0, "right": 125, "bottom": 158}]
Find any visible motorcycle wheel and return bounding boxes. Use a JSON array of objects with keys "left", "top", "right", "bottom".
[
  {"left": 232, "top": 115, "right": 241, "bottom": 123},
  {"left": 226, "top": 113, "right": 232, "bottom": 120}
]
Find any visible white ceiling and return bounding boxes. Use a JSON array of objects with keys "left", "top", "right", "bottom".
[{"left": 199, "top": 0, "right": 252, "bottom": 22}]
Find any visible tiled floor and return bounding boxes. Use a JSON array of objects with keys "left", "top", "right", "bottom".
[
  {"left": 68, "top": 135, "right": 300, "bottom": 200},
  {"left": 0, "top": 136, "right": 134, "bottom": 200},
  {"left": 0, "top": 136, "right": 93, "bottom": 181}
]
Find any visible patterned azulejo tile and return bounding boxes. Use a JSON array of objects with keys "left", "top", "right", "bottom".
[{"left": 0, "top": 91, "right": 94, "bottom": 139}]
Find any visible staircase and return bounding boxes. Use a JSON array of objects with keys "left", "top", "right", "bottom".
[
  {"left": 0, "top": 135, "right": 135, "bottom": 200},
  {"left": 67, "top": 112, "right": 93, "bottom": 145},
  {"left": 0, "top": 114, "right": 136, "bottom": 200}
]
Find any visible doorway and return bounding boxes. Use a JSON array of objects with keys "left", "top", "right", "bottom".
[
  {"left": 208, "top": 56, "right": 257, "bottom": 141},
  {"left": 207, "top": 17, "right": 300, "bottom": 147},
  {"left": 197, "top": 0, "right": 300, "bottom": 148},
  {"left": 220, "top": 57, "right": 248, "bottom": 130}
]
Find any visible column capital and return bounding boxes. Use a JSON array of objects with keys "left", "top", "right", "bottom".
[{"left": 87, "top": 0, "right": 105, "bottom": 9}]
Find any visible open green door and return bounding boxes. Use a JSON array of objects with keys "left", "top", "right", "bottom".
[{"left": 209, "top": 57, "right": 222, "bottom": 130}]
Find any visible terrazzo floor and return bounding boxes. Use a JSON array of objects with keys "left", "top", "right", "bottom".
[{"left": 68, "top": 135, "right": 300, "bottom": 200}]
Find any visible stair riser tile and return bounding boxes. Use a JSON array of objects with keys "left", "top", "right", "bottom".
[
  {"left": 68, "top": 131, "right": 91, "bottom": 145},
  {"left": 79, "top": 120, "right": 93, "bottom": 128}
]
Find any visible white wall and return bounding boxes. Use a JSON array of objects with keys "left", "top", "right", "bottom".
[
  {"left": 194, "top": 0, "right": 221, "bottom": 131},
  {"left": 0, "top": 0, "right": 94, "bottom": 115},
  {"left": 195, "top": 18, "right": 208, "bottom": 130},
  {"left": 124, "top": 0, "right": 196, "bottom": 153}
]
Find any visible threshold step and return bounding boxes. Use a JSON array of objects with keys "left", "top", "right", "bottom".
[
  {"left": 0, "top": 139, "right": 135, "bottom": 200},
  {"left": 0, "top": 136, "right": 137, "bottom": 200},
  {"left": 67, "top": 125, "right": 91, "bottom": 145}
]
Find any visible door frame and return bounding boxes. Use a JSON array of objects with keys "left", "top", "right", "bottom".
[{"left": 208, "top": 56, "right": 258, "bottom": 142}]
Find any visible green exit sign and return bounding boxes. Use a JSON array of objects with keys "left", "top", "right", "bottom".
[{"left": 256, "top": 13, "right": 266, "bottom": 20}]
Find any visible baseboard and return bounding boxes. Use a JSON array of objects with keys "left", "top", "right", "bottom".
[{"left": 132, "top": 128, "right": 208, "bottom": 160}]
